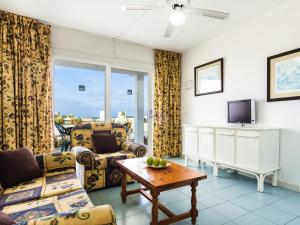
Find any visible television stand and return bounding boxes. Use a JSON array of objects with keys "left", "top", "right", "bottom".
[{"left": 183, "top": 125, "right": 280, "bottom": 192}]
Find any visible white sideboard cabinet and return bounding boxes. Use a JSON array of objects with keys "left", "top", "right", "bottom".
[{"left": 182, "top": 125, "right": 280, "bottom": 192}]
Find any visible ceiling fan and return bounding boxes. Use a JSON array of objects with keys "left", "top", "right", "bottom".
[{"left": 121, "top": 0, "right": 229, "bottom": 37}]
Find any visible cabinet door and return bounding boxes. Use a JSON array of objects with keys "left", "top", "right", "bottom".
[
  {"left": 198, "top": 128, "right": 214, "bottom": 161},
  {"left": 183, "top": 127, "right": 198, "bottom": 157},
  {"left": 236, "top": 130, "right": 260, "bottom": 171},
  {"left": 215, "top": 129, "right": 235, "bottom": 165}
]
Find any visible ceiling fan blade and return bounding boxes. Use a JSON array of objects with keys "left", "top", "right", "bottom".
[
  {"left": 121, "top": 5, "right": 166, "bottom": 11},
  {"left": 164, "top": 23, "right": 176, "bottom": 38},
  {"left": 185, "top": 8, "right": 229, "bottom": 20}
]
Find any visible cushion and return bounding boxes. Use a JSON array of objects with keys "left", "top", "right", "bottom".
[
  {"left": 0, "top": 169, "right": 82, "bottom": 208},
  {"left": 2, "top": 188, "right": 93, "bottom": 223},
  {"left": 92, "top": 133, "right": 119, "bottom": 154},
  {"left": 0, "top": 211, "right": 15, "bottom": 225},
  {"left": 0, "top": 148, "right": 43, "bottom": 188}
]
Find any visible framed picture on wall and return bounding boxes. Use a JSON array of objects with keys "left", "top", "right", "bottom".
[
  {"left": 194, "top": 58, "right": 224, "bottom": 96},
  {"left": 267, "top": 48, "right": 300, "bottom": 102}
]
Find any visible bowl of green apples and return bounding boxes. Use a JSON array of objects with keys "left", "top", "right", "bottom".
[{"left": 145, "top": 156, "right": 170, "bottom": 169}]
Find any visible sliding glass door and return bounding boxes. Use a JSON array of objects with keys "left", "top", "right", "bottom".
[
  {"left": 111, "top": 69, "right": 149, "bottom": 145},
  {"left": 53, "top": 59, "right": 152, "bottom": 150}
]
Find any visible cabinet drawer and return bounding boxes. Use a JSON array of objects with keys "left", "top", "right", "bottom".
[
  {"left": 198, "top": 128, "right": 214, "bottom": 134},
  {"left": 236, "top": 130, "right": 260, "bottom": 138},
  {"left": 184, "top": 127, "right": 198, "bottom": 132},
  {"left": 216, "top": 129, "right": 234, "bottom": 136}
]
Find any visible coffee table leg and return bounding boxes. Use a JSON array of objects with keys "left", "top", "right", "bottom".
[
  {"left": 191, "top": 181, "right": 198, "bottom": 224},
  {"left": 121, "top": 168, "right": 127, "bottom": 203},
  {"left": 150, "top": 190, "right": 159, "bottom": 225}
]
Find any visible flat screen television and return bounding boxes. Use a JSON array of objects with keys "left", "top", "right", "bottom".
[{"left": 227, "top": 99, "right": 255, "bottom": 124}]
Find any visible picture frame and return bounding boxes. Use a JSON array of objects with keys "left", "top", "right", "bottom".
[
  {"left": 194, "top": 58, "right": 224, "bottom": 96},
  {"left": 267, "top": 48, "right": 300, "bottom": 102}
]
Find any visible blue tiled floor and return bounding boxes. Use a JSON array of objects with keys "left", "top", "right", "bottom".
[{"left": 88, "top": 157, "right": 299, "bottom": 225}]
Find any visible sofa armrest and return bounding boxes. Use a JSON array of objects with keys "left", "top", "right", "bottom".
[
  {"left": 43, "top": 152, "right": 76, "bottom": 172},
  {"left": 121, "top": 141, "right": 147, "bottom": 157},
  {"left": 72, "top": 146, "right": 95, "bottom": 167},
  {"left": 23, "top": 205, "right": 116, "bottom": 225}
]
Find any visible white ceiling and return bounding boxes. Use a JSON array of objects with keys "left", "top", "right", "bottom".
[{"left": 0, "top": 0, "right": 291, "bottom": 52}]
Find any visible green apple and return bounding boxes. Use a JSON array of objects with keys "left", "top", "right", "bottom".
[
  {"left": 146, "top": 157, "right": 153, "bottom": 166},
  {"left": 160, "top": 159, "right": 167, "bottom": 167},
  {"left": 153, "top": 158, "right": 160, "bottom": 167}
]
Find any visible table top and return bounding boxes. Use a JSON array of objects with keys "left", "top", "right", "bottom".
[{"left": 116, "top": 158, "right": 207, "bottom": 190}]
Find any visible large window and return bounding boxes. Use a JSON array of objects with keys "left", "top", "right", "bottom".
[
  {"left": 54, "top": 60, "right": 105, "bottom": 125},
  {"left": 53, "top": 59, "right": 151, "bottom": 149}
]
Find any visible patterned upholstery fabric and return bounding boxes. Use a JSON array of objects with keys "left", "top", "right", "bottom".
[
  {"left": 43, "top": 152, "right": 76, "bottom": 172},
  {"left": 121, "top": 141, "right": 147, "bottom": 157},
  {"left": 22, "top": 205, "right": 116, "bottom": 225},
  {"left": 71, "top": 122, "right": 127, "bottom": 150},
  {"left": 2, "top": 189, "right": 93, "bottom": 223},
  {"left": 71, "top": 122, "right": 147, "bottom": 191},
  {"left": 74, "top": 149, "right": 135, "bottom": 191},
  {"left": 0, "top": 152, "right": 116, "bottom": 225},
  {"left": 0, "top": 169, "right": 82, "bottom": 208}
]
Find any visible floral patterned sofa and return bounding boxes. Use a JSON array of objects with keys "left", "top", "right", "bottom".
[
  {"left": 0, "top": 152, "right": 116, "bottom": 225},
  {"left": 71, "top": 122, "right": 147, "bottom": 191}
]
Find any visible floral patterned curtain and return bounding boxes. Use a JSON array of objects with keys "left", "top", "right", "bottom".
[
  {"left": 153, "top": 49, "right": 182, "bottom": 157},
  {"left": 0, "top": 10, "right": 53, "bottom": 154}
]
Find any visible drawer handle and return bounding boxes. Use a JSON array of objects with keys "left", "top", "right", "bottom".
[
  {"left": 237, "top": 135, "right": 259, "bottom": 138},
  {"left": 217, "top": 134, "right": 234, "bottom": 136}
]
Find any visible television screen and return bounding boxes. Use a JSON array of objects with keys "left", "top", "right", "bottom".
[{"left": 228, "top": 100, "right": 252, "bottom": 123}]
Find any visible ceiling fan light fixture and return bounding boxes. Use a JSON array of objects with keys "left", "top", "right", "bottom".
[{"left": 169, "top": 10, "right": 185, "bottom": 26}]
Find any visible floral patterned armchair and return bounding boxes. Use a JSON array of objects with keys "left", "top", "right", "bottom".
[{"left": 71, "top": 122, "right": 147, "bottom": 191}]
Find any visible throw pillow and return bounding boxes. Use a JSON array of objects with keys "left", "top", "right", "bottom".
[
  {"left": 0, "top": 148, "right": 43, "bottom": 188},
  {"left": 0, "top": 211, "right": 15, "bottom": 225},
  {"left": 92, "top": 133, "right": 119, "bottom": 154}
]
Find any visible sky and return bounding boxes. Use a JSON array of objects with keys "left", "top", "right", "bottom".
[{"left": 54, "top": 65, "right": 148, "bottom": 118}]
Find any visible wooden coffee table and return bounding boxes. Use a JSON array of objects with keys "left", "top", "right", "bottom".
[{"left": 116, "top": 158, "right": 207, "bottom": 225}]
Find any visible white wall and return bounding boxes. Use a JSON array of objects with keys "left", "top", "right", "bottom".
[
  {"left": 51, "top": 26, "right": 154, "bottom": 72},
  {"left": 182, "top": 0, "right": 300, "bottom": 189}
]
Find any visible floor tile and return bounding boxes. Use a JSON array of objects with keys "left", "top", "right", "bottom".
[
  {"left": 197, "top": 192, "right": 227, "bottom": 207},
  {"left": 113, "top": 201, "right": 146, "bottom": 219},
  {"left": 264, "top": 185, "right": 295, "bottom": 198},
  {"left": 224, "top": 222, "right": 238, "bottom": 225},
  {"left": 210, "top": 202, "right": 248, "bottom": 220},
  {"left": 283, "top": 193, "right": 300, "bottom": 205},
  {"left": 287, "top": 217, "right": 300, "bottom": 225},
  {"left": 117, "top": 213, "right": 150, "bottom": 225},
  {"left": 170, "top": 198, "right": 207, "bottom": 213},
  {"left": 233, "top": 213, "right": 276, "bottom": 225},
  {"left": 196, "top": 208, "right": 229, "bottom": 225},
  {"left": 253, "top": 205, "right": 296, "bottom": 225},
  {"left": 214, "top": 182, "right": 256, "bottom": 200},
  {"left": 159, "top": 190, "right": 189, "bottom": 204},
  {"left": 271, "top": 199, "right": 300, "bottom": 216},
  {"left": 230, "top": 191, "right": 279, "bottom": 211}
]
